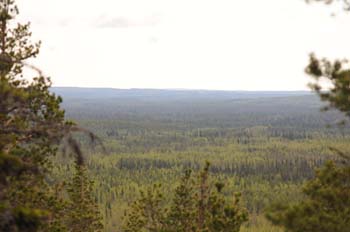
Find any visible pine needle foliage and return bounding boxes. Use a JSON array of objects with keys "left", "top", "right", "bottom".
[
  {"left": 0, "top": 1, "right": 103, "bottom": 231},
  {"left": 266, "top": 2, "right": 350, "bottom": 231},
  {"left": 0, "top": 0, "right": 69, "bottom": 230},
  {"left": 266, "top": 161, "right": 350, "bottom": 232},
  {"left": 66, "top": 161, "right": 103, "bottom": 232},
  {"left": 122, "top": 184, "right": 167, "bottom": 232},
  {"left": 123, "top": 163, "right": 248, "bottom": 232}
]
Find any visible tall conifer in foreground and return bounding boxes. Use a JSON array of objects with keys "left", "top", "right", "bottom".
[
  {"left": 0, "top": 0, "right": 68, "bottom": 230},
  {"left": 0, "top": 1, "right": 103, "bottom": 231}
]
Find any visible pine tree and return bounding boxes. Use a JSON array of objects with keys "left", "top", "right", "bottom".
[
  {"left": 0, "top": 0, "right": 70, "bottom": 230},
  {"left": 122, "top": 163, "right": 248, "bottom": 232},
  {"left": 0, "top": 1, "right": 102, "bottom": 231},
  {"left": 166, "top": 170, "right": 197, "bottom": 232},
  {"left": 66, "top": 161, "right": 103, "bottom": 232},
  {"left": 266, "top": 2, "right": 350, "bottom": 231},
  {"left": 194, "top": 162, "right": 248, "bottom": 232},
  {"left": 266, "top": 161, "right": 350, "bottom": 232},
  {"left": 122, "top": 184, "right": 167, "bottom": 232}
]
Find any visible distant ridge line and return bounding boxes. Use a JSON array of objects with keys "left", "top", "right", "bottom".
[{"left": 51, "top": 86, "right": 311, "bottom": 93}]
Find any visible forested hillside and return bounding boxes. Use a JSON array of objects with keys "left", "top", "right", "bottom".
[
  {"left": 51, "top": 88, "right": 350, "bottom": 231},
  {"left": 55, "top": 88, "right": 346, "bottom": 134},
  {"left": 2, "top": 0, "right": 350, "bottom": 231}
]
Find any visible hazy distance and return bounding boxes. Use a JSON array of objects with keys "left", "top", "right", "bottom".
[{"left": 17, "top": 0, "right": 350, "bottom": 91}]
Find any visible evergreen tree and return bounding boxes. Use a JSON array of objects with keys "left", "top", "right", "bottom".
[
  {"left": 123, "top": 163, "right": 248, "bottom": 232},
  {"left": 194, "top": 162, "right": 248, "bottom": 232},
  {"left": 0, "top": 0, "right": 69, "bottom": 230},
  {"left": 122, "top": 184, "right": 167, "bottom": 232},
  {"left": 266, "top": 2, "right": 350, "bottom": 231},
  {"left": 266, "top": 161, "right": 350, "bottom": 232},
  {"left": 0, "top": 1, "right": 102, "bottom": 231},
  {"left": 266, "top": 54, "right": 350, "bottom": 231},
  {"left": 166, "top": 170, "right": 197, "bottom": 232},
  {"left": 66, "top": 160, "right": 103, "bottom": 232}
]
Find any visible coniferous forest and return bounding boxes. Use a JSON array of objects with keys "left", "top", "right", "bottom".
[{"left": 1, "top": 0, "right": 350, "bottom": 232}]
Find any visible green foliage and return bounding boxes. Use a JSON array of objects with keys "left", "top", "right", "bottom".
[
  {"left": 265, "top": 3, "right": 350, "bottom": 231},
  {"left": 306, "top": 54, "right": 350, "bottom": 119},
  {"left": 0, "top": 0, "right": 69, "bottom": 230},
  {"left": 12, "top": 207, "right": 47, "bottom": 232},
  {"left": 266, "top": 161, "right": 350, "bottom": 232},
  {"left": 56, "top": 88, "right": 348, "bottom": 231},
  {"left": 123, "top": 184, "right": 167, "bottom": 232},
  {"left": 52, "top": 122, "right": 346, "bottom": 231},
  {"left": 66, "top": 161, "right": 103, "bottom": 232},
  {"left": 166, "top": 170, "right": 196, "bottom": 232},
  {"left": 123, "top": 163, "right": 248, "bottom": 232},
  {"left": 5, "top": 1, "right": 350, "bottom": 232},
  {"left": 0, "top": 1, "right": 103, "bottom": 231},
  {"left": 266, "top": 53, "right": 350, "bottom": 229}
]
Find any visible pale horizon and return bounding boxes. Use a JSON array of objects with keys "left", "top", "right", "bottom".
[
  {"left": 17, "top": 0, "right": 350, "bottom": 91},
  {"left": 52, "top": 86, "right": 313, "bottom": 92}
]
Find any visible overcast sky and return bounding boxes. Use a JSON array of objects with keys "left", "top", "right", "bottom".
[{"left": 15, "top": 0, "right": 350, "bottom": 90}]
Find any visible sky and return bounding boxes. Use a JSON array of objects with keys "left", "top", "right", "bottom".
[{"left": 15, "top": 0, "right": 350, "bottom": 90}]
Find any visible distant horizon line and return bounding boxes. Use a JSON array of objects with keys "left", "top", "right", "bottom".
[{"left": 51, "top": 86, "right": 312, "bottom": 92}]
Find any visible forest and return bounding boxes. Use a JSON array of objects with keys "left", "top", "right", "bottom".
[
  {"left": 51, "top": 88, "right": 349, "bottom": 231},
  {"left": 1, "top": 0, "right": 350, "bottom": 232}
]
